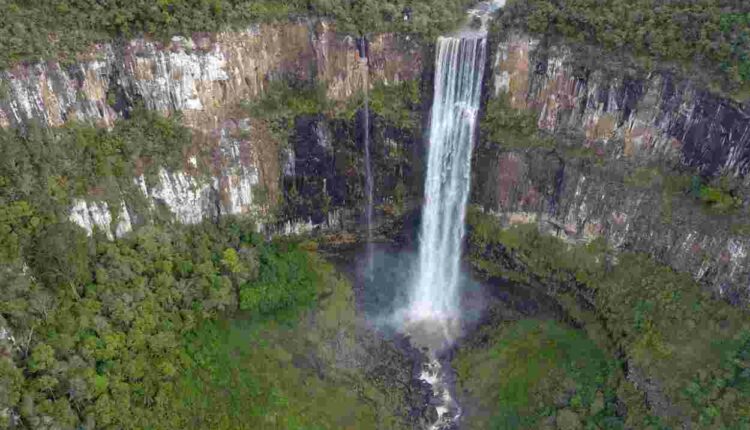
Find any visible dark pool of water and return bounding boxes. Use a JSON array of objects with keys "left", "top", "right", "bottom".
[{"left": 323, "top": 240, "right": 563, "bottom": 340}]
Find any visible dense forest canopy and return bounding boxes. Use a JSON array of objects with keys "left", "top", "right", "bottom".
[
  {"left": 0, "top": 0, "right": 473, "bottom": 68},
  {"left": 2, "top": 0, "right": 750, "bottom": 428},
  {"left": 0, "top": 103, "right": 365, "bottom": 426},
  {"left": 465, "top": 209, "right": 750, "bottom": 429},
  {"left": 0, "top": 58, "right": 424, "bottom": 426},
  {"left": 502, "top": 0, "right": 750, "bottom": 94},
  {"left": 1, "top": 216, "right": 412, "bottom": 428}
]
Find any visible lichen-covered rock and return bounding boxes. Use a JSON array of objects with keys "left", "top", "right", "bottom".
[
  {"left": 2, "top": 22, "right": 423, "bottom": 234},
  {"left": 479, "top": 31, "right": 750, "bottom": 305},
  {"left": 493, "top": 32, "right": 750, "bottom": 176}
]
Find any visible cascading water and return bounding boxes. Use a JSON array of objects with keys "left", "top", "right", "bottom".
[
  {"left": 360, "top": 38, "right": 375, "bottom": 279},
  {"left": 399, "top": 7, "right": 494, "bottom": 428},
  {"left": 347, "top": 3, "right": 500, "bottom": 428},
  {"left": 408, "top": 36, "right": 487, "bottom": 328}
]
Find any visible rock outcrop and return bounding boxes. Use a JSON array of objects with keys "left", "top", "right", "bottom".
[
  {"left": 492, "top": 32, "right": 750, "bottom": 175},
  {"left": 475, "top": 31, "right": 750, "bottom": 305},
  {"left": 0, "top": 22, "right": 423, "bottom": 235}
]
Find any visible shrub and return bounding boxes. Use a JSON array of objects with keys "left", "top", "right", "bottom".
[
  {"left": 501, "top": 0, "right": 750, "bottom": 94},
  {"left": 239, "top": 242, "right": 320, "bottom": 317},
  {"left": 481, "top": 95, "right": 555, "bottom": 150},
  {"left": 464, "top": 210, "right": 750, "bottom": 428}
]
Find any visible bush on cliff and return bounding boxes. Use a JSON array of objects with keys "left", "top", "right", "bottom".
[
  {"left": 464, "top": 207, "right": 750, "bottom": 428},
  {"left": 239, "top": 242, "right": 320, "bottom": 318},
  {"left": 500, "top": 0, "right": 750, "bottom": 96},
  {"left": 0, "top": 0, "right": 473, "bottom": 69}
]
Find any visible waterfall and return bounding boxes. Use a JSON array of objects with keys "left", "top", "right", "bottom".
[
  {"left": 408, "top": 36, "right": 487, "bottom": 327},
  {"left": 401, "top": 35, "right": 486, "bottom": 430},
  {"left": 382, "top": 5, "right": 495, "bottom": 429},
  {"left": 360, "top": 38, "right": 375, "bottom": 279}
]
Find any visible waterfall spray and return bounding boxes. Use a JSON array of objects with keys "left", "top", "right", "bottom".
[
  {"left": 408, "top": 36, "right": 487, "bottom": 328},
  {"left": 401, "top": 27, "right": 487, "bottom": 430}
]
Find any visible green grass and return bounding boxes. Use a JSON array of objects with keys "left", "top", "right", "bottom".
[
  {"left": 465, "top": 208, "right": 750, "bottom": 427},
  {"left": 455, "top": 320, "right": 623, "bottom": 430},
  {"left": 174, "top": 253, "right": 408, "bottom": 430}
]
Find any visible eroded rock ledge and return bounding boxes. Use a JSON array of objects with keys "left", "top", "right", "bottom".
[
  {"left": 476, "top": 31, "right": 750, "bottom": 305},
  {"left": 0, "top": 21, "right": 423, "bottom": 235}
]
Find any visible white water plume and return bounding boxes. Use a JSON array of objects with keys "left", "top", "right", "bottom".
[
  {"left": 406, "top": 36, "right": 487, "bottom": 331},
  {"left": 361, "top": 41, "right": 375, "bottom": 280}
]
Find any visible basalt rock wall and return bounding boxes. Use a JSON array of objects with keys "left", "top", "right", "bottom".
[
  {"left": 475, "top": 31, "right": 750, "bottom": 306},
  {"left": 0, "top": 21, "right": 423, "bottom": 237}
]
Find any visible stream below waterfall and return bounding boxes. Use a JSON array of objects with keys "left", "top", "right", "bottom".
[
  {"left": 321, "top": 239, "right": 565, "bottom": 429},
  {"left": 343, "top": 2, "right": 509, "bottom": 427}
]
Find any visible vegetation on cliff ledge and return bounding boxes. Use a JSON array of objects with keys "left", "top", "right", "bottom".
[
  {"left": 0, "top": 218, "right": 412, "bottom": 429},
  {"left": 501, "top": 0, "right": 750, "bottom": 96},
  {"left": 0, "top": 0, "right": 472, "bottom": 68},
  {"left": 0, "top": 109, "right": 195, "bottom": 263},
  {"left": 455, "top": 319, "right": 625, "bottom": 429},
  {"left": 241, "top": 76, "right": 423, "bottom": 222},
  {"left": 463, "top": 207, "right": 750, "bottom": 429},
  {"left": 481, "top": 95, "right": 555, "bottom": 150}
]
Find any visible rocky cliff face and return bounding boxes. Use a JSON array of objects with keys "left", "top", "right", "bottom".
[
  {"left": 8, "top": 18, "right": 747, "bottom": 305},
  {"left": 475, "top": 31, "right": 750, "bottom": 305},
  {"left": 0, "top": 21, "right": 423, "bottom": 237}
]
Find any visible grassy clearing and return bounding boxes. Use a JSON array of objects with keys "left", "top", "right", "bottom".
[
  {"left": 174, "top": 251, "right": 408, "bottom": 430},
  {"left": 455, "top": 319, "right": 624, "bottom": 430}
]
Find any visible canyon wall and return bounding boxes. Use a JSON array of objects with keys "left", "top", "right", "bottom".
[
  {"left": 7, "top": 18, "right": 748, "bottom": 305},
  {"left": 0, "top": 21, "right": 423, "bottom": 237},
  {"left": 475, "top": 31, "right": 750, "bottom": 305}
]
